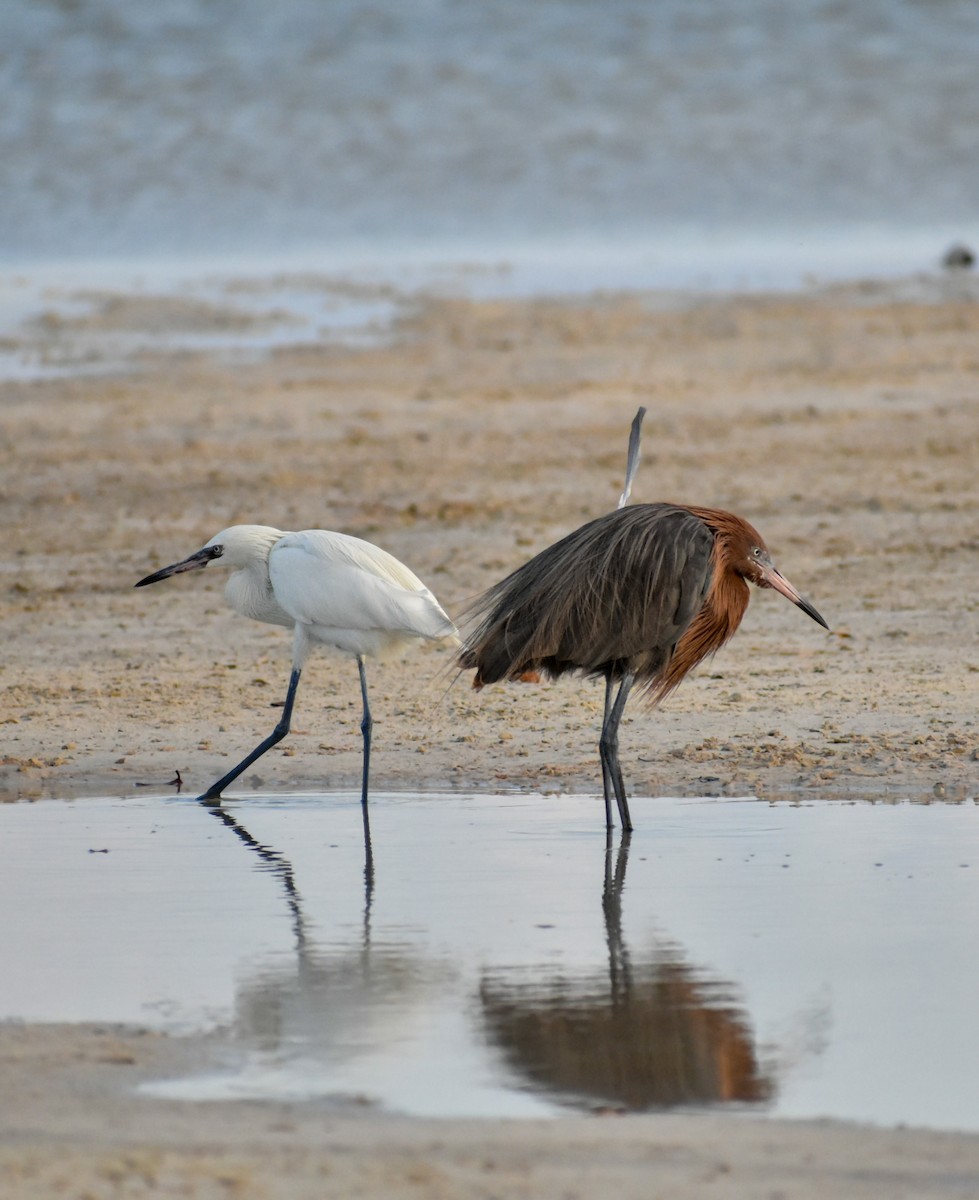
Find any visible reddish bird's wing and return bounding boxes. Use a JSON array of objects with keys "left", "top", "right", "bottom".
[{"left": 460, "top": 504, "right": 714, "bottom": 685}]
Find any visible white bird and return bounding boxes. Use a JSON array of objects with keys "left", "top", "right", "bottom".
[{"left": 135, "top": 524, "right": 458, "bottom": 809}]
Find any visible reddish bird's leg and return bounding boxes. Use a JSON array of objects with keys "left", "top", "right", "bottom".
[
  {"left": 600, "top": 678, "right": 615, "bottom": 828},
  {"left": 599, "top": 672, "right": 635, "bottom": 832}
]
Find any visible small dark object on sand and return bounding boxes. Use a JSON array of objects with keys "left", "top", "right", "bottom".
[
  {"left": 133, "top": 769, "right": 184, "bottom": 790},
  {"left": 942, "top": 243, "right": 975, "bottom": 270}
]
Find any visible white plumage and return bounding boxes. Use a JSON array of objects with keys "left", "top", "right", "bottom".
[
  {"left": 269, "top": 529, "right": 457, "bottom": 658},
  {"left": 205, "top": 525, "right": 456, "bottom": 656},
  {"left": 136, "top": 524, "right": 458, "bottom": 807}
]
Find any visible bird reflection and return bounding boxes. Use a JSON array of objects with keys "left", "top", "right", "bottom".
[
  {"left": 195, "top": 799, "right": 438, "bottom": 1085},
  {"left": 201, "top": 795, "right": 374, "bottom": 932},
  {"left": 201, "top": 801, "right": 315, "bottom": 953},
  {"left": 194, "top": 800, "right": 780, "bottom": 1112},
  {"left": 480, "top": 833, "right": 775, "bottom": 1112}
]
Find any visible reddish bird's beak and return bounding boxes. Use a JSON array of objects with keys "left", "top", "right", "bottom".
[
  {"left": 758, "top": 562, "right": 830, "bottom": 631},
  {"left": 134, "top": 545, "right": 221, "bottom": 588}
]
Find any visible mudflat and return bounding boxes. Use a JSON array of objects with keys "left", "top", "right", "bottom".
[
  {"left": 1, "top": 274, "right": 978, "bottom": 1197},
  {"left": 3, "top": 277, "right": 977, "bottom": 802}
]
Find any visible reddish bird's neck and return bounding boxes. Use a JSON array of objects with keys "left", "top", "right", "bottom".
[{"left": 648, "top": 507, "right": 753, "bottom": 704}]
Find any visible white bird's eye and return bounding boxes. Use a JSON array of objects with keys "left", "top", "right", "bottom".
[{"left": 752, "top": 546, "right": 762, "bottom": 557}]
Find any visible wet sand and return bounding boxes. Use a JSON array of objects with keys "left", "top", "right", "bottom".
[
  {"left": 2, "top": 273, "right": 979, "bottom": 1194},
  {"left": 3, "top": 1022, "right": 979, "bottom": 1200}
]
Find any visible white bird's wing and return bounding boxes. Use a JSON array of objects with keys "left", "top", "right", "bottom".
[{"left": 269, "top": 530, "right": 457, "bottom": 642}]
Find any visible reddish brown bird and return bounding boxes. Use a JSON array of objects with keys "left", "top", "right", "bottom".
[{"left": 459, "top": 502, "right": 829, "bottom": 832}]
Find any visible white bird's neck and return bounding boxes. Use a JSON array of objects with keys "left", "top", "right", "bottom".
[
  {"left": 217, "top": 527, "right": 293, "bottom": 628},
  {"left": 224, "top": 562, "right": 287, "bottom": 627}
]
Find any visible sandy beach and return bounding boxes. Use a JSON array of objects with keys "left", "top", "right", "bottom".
[{"left": 2, "top": 272, "right": 979, "bottom": 1195}]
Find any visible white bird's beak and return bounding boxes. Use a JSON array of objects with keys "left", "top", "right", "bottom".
[{"left": 134, "top": 545, "right": 222, "bottom": 588}]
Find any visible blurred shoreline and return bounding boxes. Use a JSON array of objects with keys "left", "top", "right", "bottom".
[
  {"left": 3, "top": 227, "right": 977, "bottom": 384},
  {"left": 5, "top": 222, "right": 977, "bottom": 291}
]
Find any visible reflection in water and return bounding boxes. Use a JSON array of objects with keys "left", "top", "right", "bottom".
[
  {"left": 480, "top": 833, "right": 774, "bottom": 1112},
  {"left": 196, "top": 802, "right": 777, "bottom": 1112},
  {"left": 203, "top": 802, "right": 313, "bottom": 952},
  {"left": 6, "top": 793, "right": 973, "bottom": 1123},
  {"left": 202, "top": 797, "right": 375, "bottom": 951},
  {"left": 197, "top": 800, "right": 441, "bottom": 1092},
  {"left": 233, "top": 942, "right": 433, "bottom": 1069}
]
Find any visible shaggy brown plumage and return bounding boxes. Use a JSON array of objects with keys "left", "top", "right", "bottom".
[
  {"left": 459, "top": 502, "right": 828, "bottom": 830},
  {"left": 460, "top": 504, "right": 761, "bottom": 697}
]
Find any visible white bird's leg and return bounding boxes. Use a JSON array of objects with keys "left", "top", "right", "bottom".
[
  {"left": 598, "top": 672, "right": 635, "bottom": 832},
  {"left": 197, "top": 668, "right": 302, "bottom": 803},
  {"left": 357, "top": 655, "right": 373, "bottom": 812},
  {"left": 356, "top": 655, "right": 376, "bottom": 887},
  {"left": 356, "top": 655, "right": 375, "bottom": 886}
]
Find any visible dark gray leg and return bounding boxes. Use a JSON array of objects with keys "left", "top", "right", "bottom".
[
  {"left": 198, "top": 668, "right": 302, "bottom": 803},
  {"left": 357, "top": 655, "right": 373, "bottom": 812},
  {"left": 598, "top": 672, "right": 635, "bottom": 831},
  {"left": 600, "top": 677, "right": 615, "bottom": 829},
  {"left": 603, "top": 823, "right": 632, "bottom": 1002},
  {"left": 357, "top": 655, "right": 375, "bottom": 887}
]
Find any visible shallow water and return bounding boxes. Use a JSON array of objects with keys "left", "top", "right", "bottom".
[
  {"left": 0, "top": 270, "right": 411, "bottom": 381},
  {"left": 3, "top": 0, "right": 978, "bottom": 273},
  {"left": 1, "top": 792, "right": 977, "bottom": 1128},
  {"left": 6, "top": 1, "right": 979, "bottom": 379}
]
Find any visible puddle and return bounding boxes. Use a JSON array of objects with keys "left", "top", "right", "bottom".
[
  {"left": 0, "top": 792, "right": 977, "bottom": 1127},
  {"left": 0, "top": 272, "right": 406, "bottom": 380}
]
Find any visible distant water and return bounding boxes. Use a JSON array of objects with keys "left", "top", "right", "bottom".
[{"left": 2, "top": 0, "right": 978, "bottom": 285}]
